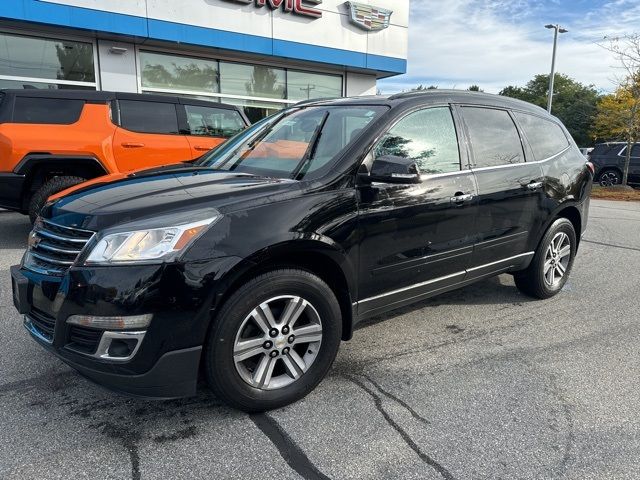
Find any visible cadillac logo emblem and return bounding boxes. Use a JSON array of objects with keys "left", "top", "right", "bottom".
[
  {"left": 221, "top": 0, "right": 323, "bottom": 19},
  {"left": 346, "top": 2, "right": 393, "bottom": 31}
]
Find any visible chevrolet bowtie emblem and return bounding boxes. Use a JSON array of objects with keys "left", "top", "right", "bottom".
[{"left": 346, "top": 2, "right": 393, "bottom": 31}]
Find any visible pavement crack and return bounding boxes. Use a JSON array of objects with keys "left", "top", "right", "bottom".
[
  {"left": 345, "top": 374, "right": 456, "bottom": 480},
  {"left": 361, "top": 374, "right": 431, "bottom": 428},
  {"left": 98, "top": 422, "right": 142, "bottom": 480},
  {"left": 582, "top": 239, "right": 640, "bottom": 252},
  {"left": 250, "top": 413, "right": 331, "bottom": 480}
]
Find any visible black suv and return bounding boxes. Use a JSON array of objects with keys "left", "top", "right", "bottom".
[
  {"left": 11, "top": 91, "right": 592, "bottom": 411},
  {"left": 589, "top": 142, "right": 640, "bottom": 186}
]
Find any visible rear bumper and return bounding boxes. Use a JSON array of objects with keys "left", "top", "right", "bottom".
[{"left": 0, "top": 172, "right": 25, "bottom": 211}]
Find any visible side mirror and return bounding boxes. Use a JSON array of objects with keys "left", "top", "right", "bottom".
[{"left": 359, "top": 155, "right": 421, "bottom": 184}]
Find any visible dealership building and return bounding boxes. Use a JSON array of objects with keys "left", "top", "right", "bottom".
[{"left": 0, "top": 0, "right": 408, "bottom": 121}]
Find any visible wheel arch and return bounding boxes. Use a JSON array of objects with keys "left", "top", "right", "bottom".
[
  {"left": 15, "top": 154, "right": 108, "bottom": 208},
  {"left": 212, "top": 241, "right": 356, "bottom": 341},
  {"left": 597, "top": 166, "right": 623, "bottom": 181}
]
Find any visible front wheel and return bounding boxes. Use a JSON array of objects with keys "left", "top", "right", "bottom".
[
  {"left": 514, "top": 218, "right": 577, "bottom": 299},
  {"left": 204, "top": 269, "right": 342, "bottom": 412},
  {"left": 28, "top": 175, "right": 86, "bottom": 223}
]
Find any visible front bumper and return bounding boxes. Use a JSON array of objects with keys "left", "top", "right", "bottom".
[
  {"left": 10, "top": 257, "right": 240, "bottom": 398},
  {"left": 0, "top": 172, "right": 26, "bottom": 212}
]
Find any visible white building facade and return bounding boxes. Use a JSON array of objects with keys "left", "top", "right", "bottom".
[{"left": 0, "top": 0, "right": 409, "bottom": 121}]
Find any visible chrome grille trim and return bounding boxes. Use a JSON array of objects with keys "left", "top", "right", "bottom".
[
  {"left": 29, "top": 251, "right": 75, "bottom": 266},
  {"left": 35, "top": 228, "right": 91, "bottom": 244},
  {"left": 35, "top": 243, "right": 83, "bottom": 255},
  {"left": 23, "top": 218, "right": 95, "bottom": 276}
]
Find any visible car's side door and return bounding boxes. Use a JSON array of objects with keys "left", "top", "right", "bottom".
[
  {"left": 112, "top": 99, "right": 192, "bottom": 172},
  {"left": 182, "top": 104, "right": 248, "bottom": 157},
  {"left": 356, "top": 105, "right": 478, "bottom": 317},
  {"left": 459, "top": 106, "right": 545, "bottom": 277}
]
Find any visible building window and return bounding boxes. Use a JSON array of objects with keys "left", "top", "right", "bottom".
[
  {"left": 0, "top": 32, "right": 96, "bottom": 90},
  {"left": 139, "top": 50, "right": 343, "bottom": 121},
  {"left": 287, "top": 70, "right": 343, "bottom": 102},
  {"left": 220, "top": 62, "right": 286, "bottom": 100},
  {"left": 140, "top": 51, "right": 219, "bottom": 95}
]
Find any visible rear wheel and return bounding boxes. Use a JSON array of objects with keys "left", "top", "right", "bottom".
[
  {"left": 599, "top": 169, "right": 622, "bottom": 187},
  {"left": 28, "top": 175, "right": 86, "bottom": 223},
  {"left": 514, "top": 218, "right": 577, "bottom": 299},
  {"left": 204, "top": 269, "right": 342, "bottom": 412}
]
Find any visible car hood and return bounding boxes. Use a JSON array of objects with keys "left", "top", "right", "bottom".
[{"left": 43, "top": 167, "right": 299, "bottom": 231}]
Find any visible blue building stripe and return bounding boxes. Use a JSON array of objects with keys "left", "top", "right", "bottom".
[{"left": 0, "top": 0, "right": 406, "bottom": 75}]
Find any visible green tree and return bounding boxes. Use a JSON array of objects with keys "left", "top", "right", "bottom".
[
  {"left": 499, "top": 74, "right": 600, "bottom": 147},
  {"left": 594, "top": 34, "right": 640, "bottom": 185},
  {"left": 412, "top": 85, "right": 438, "bottom": 91},
  {"left": 467, "top": 85, "right": 483, "bottom": 92}
]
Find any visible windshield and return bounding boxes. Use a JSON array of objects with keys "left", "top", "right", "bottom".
[{"left": 195, "top": 105, "right": 387, "bottom": 179}]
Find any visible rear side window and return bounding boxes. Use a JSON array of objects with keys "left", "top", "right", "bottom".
[
  {"left": 463, "top": 107, "right": 524, "bottom": 167},
  {"left": 630, "top": 144, "right": 640, "bottom": 158},
  {"left": 514, "top": 112, "right": 569, "bottom": 160},
  {"left": 118, "top": 100, "right": 179, "bottom": 134},
  {"left": 592, "top": 144, "right": 622, "bottom": 156},
  {"left": 375, "top": 107, "right": 461, "bottom": 174},
  {"left": 184, "top": 105, "right": 246, "bottom": 138},
  {"left": 13, "top": 97, "right": 84, "bottom": 124}
]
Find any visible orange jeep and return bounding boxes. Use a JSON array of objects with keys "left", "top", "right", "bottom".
[{"left": 0, "top": 90, "right": 249, "bottom": 221}]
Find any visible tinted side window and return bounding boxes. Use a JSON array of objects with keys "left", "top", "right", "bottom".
[
  {"left": 514, "top": 112, "right": 569, "bottom": 160},
  {"left": 119, "top": 100, "right": 179, "bottom": 134},
  {"left": 375, "top": 107, "right": 461, "bottom": 174},
  {"left": 631, "top": 144, "right": 640, "bottom": 158},
  {"left": 184, "top": 105, "right": 246, "bottom": 138},
  {"left": 13, "top": 97, "right": 84, "bottom": 124},
  {"left": 463, "top": 107, "right": 524, "bottom": 167}
]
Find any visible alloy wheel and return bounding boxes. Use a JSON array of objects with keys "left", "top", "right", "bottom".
[
  {"left": 233, "top": 295, "right": 323, "bottom": 390},
  {"left": 543, "top": 232, "right": 571, "bottom": 287},
  {"left": 600, "top": 172, "right": 620, "bottom": 187}
]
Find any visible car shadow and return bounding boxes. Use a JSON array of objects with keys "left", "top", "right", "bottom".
[{"left": 355, "top": 275, "right": 536, "bottom": 331}]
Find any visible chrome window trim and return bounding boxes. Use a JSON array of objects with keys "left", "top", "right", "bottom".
[{"left": 468, "top": 145, "right": 571, "bottom": 172}]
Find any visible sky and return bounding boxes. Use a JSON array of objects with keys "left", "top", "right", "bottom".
[{"left": 378, "top": 0, "right": 640, "bottom": 95}]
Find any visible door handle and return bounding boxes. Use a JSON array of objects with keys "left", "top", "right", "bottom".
[
  {"left": 194, "top": 145, "right": 212, "bottom": 152},
  {"left": 526, "top": 181, "right": 543, "bottom": 190},
  {"left": 450, "top": 193, "right": 475, "bottom": 204},
  {"left": 121, "top": 142, "right": 145, "bottom": 148}
]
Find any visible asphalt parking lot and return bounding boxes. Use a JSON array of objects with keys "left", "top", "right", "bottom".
[{"left": 1, "top": 199, "right": 639, "bottom": 480}]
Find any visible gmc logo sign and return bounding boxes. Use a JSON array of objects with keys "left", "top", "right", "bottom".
[{"left": 221, "top": 0, "right": 323, "bottom": 19}]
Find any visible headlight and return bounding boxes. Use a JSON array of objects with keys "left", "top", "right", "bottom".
[{"left": 85, "top": 215, "right": 219, "bottom": 264}]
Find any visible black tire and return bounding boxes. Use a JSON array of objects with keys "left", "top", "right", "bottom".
[
  {"left": 204, "top": 269, "right": 342, "bottom": 412},
  {"left": 598, "top": 169, "right": 622, "bottom": 187},
  {"left": 28, "top": 176, "right": 86, "bottom": 223},
  {"left": 514, "top": 218, "right": 577, "bottom": 299}
]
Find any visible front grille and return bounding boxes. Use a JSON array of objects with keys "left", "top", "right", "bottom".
[
  {"left": 66, "top": 326, "right": 103, "bottom": 355},
  {"left": 23, "top": 218, "right": 94, "bottom": 276},
  {"left": 28, "top": 307, "right": 56, "bottom": 342}
]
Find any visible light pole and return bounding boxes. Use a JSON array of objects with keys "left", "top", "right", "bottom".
[{"left": 545, "top": 24, "right": 568, "bottom": 113}]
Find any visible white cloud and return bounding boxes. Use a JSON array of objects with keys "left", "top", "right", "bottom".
[{"left": 379, "top": 0, "right": 637, "bottom": 94}]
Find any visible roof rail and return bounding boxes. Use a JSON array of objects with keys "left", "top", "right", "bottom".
[
  {"left": 388, "top": 89, "right": 492, "bottom": 101},
  {"left": 292, "top": 97, "right": 341, "bottom": 107}
]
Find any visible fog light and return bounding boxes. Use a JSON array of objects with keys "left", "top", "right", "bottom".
[{"left": 66, "top": 314, "right": 152, "bottom": 330}]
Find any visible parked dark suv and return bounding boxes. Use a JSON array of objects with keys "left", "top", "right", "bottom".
[
  {"left": 11, "top": 91, "right": 592, "bottom": 411},
  {"left": 589, "top": 141, "right": 640, "bottom": 186}
]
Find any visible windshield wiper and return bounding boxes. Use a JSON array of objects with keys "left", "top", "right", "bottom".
[{"left": 291, "top": 111, "right": 330, "bottom": 180}]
